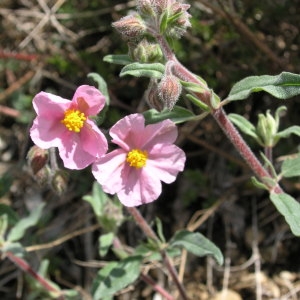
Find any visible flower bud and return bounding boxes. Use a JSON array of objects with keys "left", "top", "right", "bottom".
[
  {"left": 145, "top": 80, "right": 164, "bottom": 111},
  {"left": 158, "top": 75, "right": 182, "bottom": 110},
  {"left": 257, "top": 110, "right": 278, "bottom": 147},
  {"left": 27, "top": 146, "right": 49, "bottom": 175},
  {"left": 132, "top": 39, "right": 163, "bottom": 63},
  {"left": 51, "top": 170, "right": 69, "bottom": 196},
  {"left": 137, "top": 0, "right": 156, "bottom": 16},
  {"left": 164, "top": 2, "right": 191, "bottom": 38},
  {"left": 112, "top": 14, "right": 146, "bottom": 40}
]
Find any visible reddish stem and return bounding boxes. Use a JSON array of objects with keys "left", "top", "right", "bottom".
[
  {"left": 126, "top": 207, "right": 189, "bottom": 300},
  {"left": 5, "top": 252, "right": 63, "bottom": 299}
]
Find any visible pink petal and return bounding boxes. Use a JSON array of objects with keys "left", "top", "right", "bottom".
[
  {"left": 80, "top": 120, "right": 108, "bottom": 158},
  {"left": 140, "top": 119, "right": 178, "bottom": 149},
  {"left": 72, "top": 85, "right": 106, "bottom": 116},
  {"left": 32, "top": 91, "right": 70, "bottom": 118},
  {"left": 92, "top": 149, "right": 128, "bottom": 194},
  {"left": 117, "top": 168, "right": 162, "bottom": 207},
  {"left": 30, "top": 117, "right": 67, "bottom": 149},
  {"left": 146, "top": 144, "right": 186, "bottom": 183},
  {"left": 109, "top": 114, "right": 146, "bottom": 150},
  {"left": 59, "top": 133, "right": 98, "bottom": 169}
]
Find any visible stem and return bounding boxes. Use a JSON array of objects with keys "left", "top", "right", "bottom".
[
  {"left": 5, "top": 252, "right": 63, "bottom": 299},
  {"left": 154, "top": 33, "right": 283, "bottom": 194},
  {"left": 140, "top": 273, "right": 175, "bottom": 300},
  {"left": 126, "top": 207, "right": 189, "bottom": 300},
  {"left": 212, "top": 108, "right": 282, "bottom": 194}
]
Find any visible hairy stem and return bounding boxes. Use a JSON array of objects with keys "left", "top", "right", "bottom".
[
  {"left": 126, "top": 207, "right": 189, "bottom": 300},
  {"left": 154, "top": 33, "right": 283, "bottom": 194},
  {"left": 6, "top": 252, "right": 63, "bottom": 299}
]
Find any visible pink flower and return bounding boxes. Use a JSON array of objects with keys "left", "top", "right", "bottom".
[
  {"left": 30, "top": 85, "right": 108, "bottom": 170},
  {"left": 92, "top": 113, "right": 186, "bottom": 207}
]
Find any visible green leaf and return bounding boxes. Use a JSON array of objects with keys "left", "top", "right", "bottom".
[
  {"left": 91, "top": 256, "right": 142, "bottom": 299},
  {"left": 180, "top": 80, "right": 208, "bottom": 94},
  {"left": 270, "top": 193, "right": 300, "bottom": 236},
  {"left": 228, "top": 113, "right": 259, "bottom": 141},
  {"left": 155, "top": 217, "right": 166, "bottom": 243},
  {"left": 281, "top": 155, "right": 300, "bottom": 178},
  {"left": 0, "top": 214, "right": 8, "bottom": 243},
  {"left": 169, "top": 230, "right": 223, "bottom": 265},
  {"left": 99, "top": 232, "right": 114, "bottom": 257},
  {"left": 7, "top": 202, "right": 45, "bottom": 242},
  {"left": 276, "top": 125, "right": 300, "bottom": 139},
  {"left": 88, "top": 73, "right": 110, "bottom": 106},
  {"left": 120, "top": 62, "right": 165, "bottom": 79},
  {"left": 227, "top": 72, "right": 300, "bottom": 101},
  {"left": 2, "top": 242, "right": 25, "bottom": 257},
  {"left": 103, "top": 54, "right": 133, "bottom": 65},
  {"left": 83, "top": 182, "right": 108, "bottom": 218},
  {"left": 143, "top": 106, "right": 195, "bottom": 124}
]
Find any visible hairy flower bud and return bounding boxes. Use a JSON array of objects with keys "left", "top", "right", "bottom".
[
  {"left": 132, "top": 39, "right": 163, "bottom": 63},
  {"left": 112, "top": 14, "right": 146, "bottom": 39},
  {"left": 164, "top": 2, "right": 191, "bottom": 38},
  {"left": 51, "top": 170, "right": 69, "bottom": 195},
  {"left": 158, "top": 75, "right": 182, "bottom": 110},
  {"left": 27, "top": 146, "right": 49, "bottom": 175},
  {"left": 145, "top": 80, "right": 164, "bottom": 111},
  {"left": 137, "top": 0, "right": 156, "bottom": 16}
]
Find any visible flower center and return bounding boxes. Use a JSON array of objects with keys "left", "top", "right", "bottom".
[
  {"left": 61, "top": 109, "right": 86, "bottom": 132},
  {"left": 126, "top": 149, "right": 148, "bottom": 168}
]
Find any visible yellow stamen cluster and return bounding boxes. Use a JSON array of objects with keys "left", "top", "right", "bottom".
[
  {"left": 126, "top": 149, "right": 148, "bottom": 168},
  {"left": 61, "top": 109, "right": 86, "bottom": 132}
]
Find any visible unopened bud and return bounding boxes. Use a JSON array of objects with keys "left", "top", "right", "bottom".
[
  {"left": 34, "top": 166, "right": 51, "bottom": 187},
  {"left": 164, "top": 2, "right": 191, "bottom": 38},
  {"left": 152, "top": 0, "right": 168, "bottom": 14},
  {"left": 257, "top": 111, "right": 278, "bottom": 147},
  {"left": 51, "top": 170, "right": 69, "bottom": 196},
  {"left": 27, "top": 146, "right": 49, "bottom": 175},
  {"left": 145, "top": 80, "right": 164, "bottom": 111},
  {"left": 158, "top": 75, "right": 182, "bottom": 110},
  {"left": 137, "top": 0, "right": 156, "bottom": 16},
  {"left": 132, "top": 39, "right": 163, "bottom": 63},
  {"left": 112, "top": 14, "right": 146, "bottom": 39}
]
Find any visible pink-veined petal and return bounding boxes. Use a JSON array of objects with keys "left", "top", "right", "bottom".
[
  {"left": 92, "top": 149, "right": 128, "bottom": 194},
  {"left": 140, "top": 119, "right": 178, "bottom": 149},
  {"left": 109, "top": 114, "right": 146, "bottom": 150},
  {"left": 146, "top": 144, "right": 186, "bottom": 183},
  {"left": 80, "top": 120, "right": 108, "bottom": 158},
  {"left": 117, "top": 168, "right": 162, "bottom": 207},
  {"left": 32, "top": 91, "right": 70, "bottom": 118},
  {"left": 30, "top": 116, "right": 67, "bottom": 149},
  {"left": 59, "top": 133, "right": 97, "bottom": 169},
  {"left": 73, "top": 85, "right": 106, "bottom": 116}
]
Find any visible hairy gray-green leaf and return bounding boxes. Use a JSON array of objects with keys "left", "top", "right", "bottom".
[
  {"left": 120, "top": 62, "right": 165, "bottom": 79},
  {"left": 276, "top": 126, "right": 300, "bottom": 139},
  {"left": 83, "top": 182, "right": 107, "bottom": 218},
  {"left": 92, "top": 256, "right": 142, "bottom": 299},
  {"left": 227, "top": 72, "right": 300, "bottom": 101},
  {"left": 270, "top": 193, "right": 300, "bottom": 236},
  {"left": 169, "top": 230, "right": 223, "bottom": 265},
  {"left": 99, "top": 232, "right": 114, "bottom": 257},
  {"left": 103, "top": 54, "right": 133, "bottom": 65},
  {"left": 88, "top": 73, "right": 110, "bottom": 105},
  {"left": 281, "top": 155, "right": 300, "bottom": 178},
  {"left": 228, "top": 113, "right": 259, "bottom": 141},
  {"left": 143, "top": 106, "right": 195, "bottom": 124},
  {"left": 7, "top": 202, "right": 45, "bottom": 242}
]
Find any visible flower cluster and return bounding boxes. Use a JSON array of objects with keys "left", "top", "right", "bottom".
[{"left": 30, "top": 86, "right": 186, "bottom": 207}]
